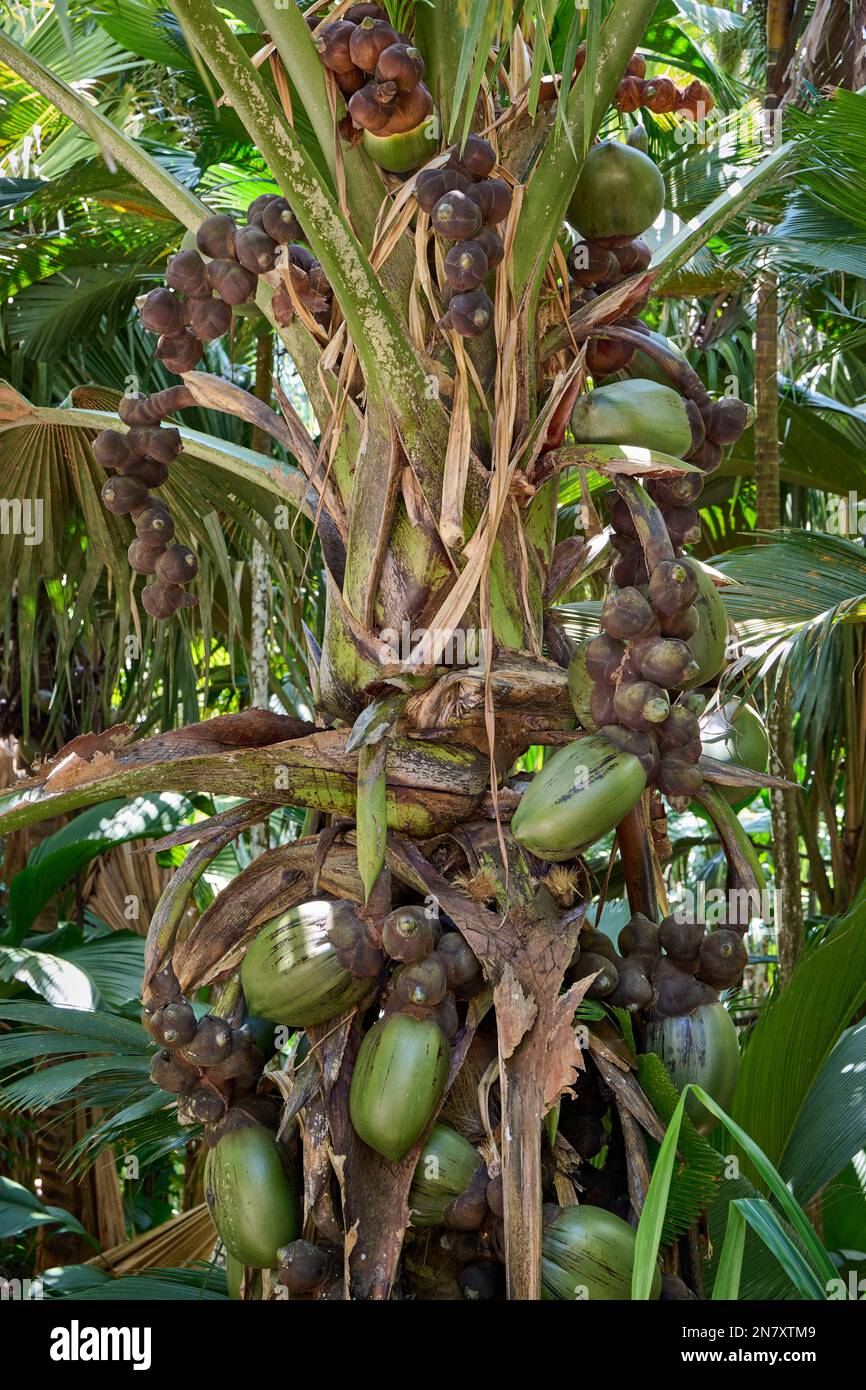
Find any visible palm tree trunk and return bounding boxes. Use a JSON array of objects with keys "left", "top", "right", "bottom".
[
  {"left": 755, "top": 271, "right": 803, "bottom": 983},
  {"left": 249, "top": 332, "right": 273, "bottom": 858}
]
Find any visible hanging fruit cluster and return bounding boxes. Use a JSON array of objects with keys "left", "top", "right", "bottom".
[
  {"left": 91, "top": 406, "right": 198, "bottom": 621},
  {"left": 571, "top": 910, "right": 747, "bottom": 1022},
  {"left": 413, "top": 134, "right": 511, "bottom": 338},
  {"left": 143, "top": 963, "right": 267, "bottom": 1127},
  {"left": 313, "top": 5, "right": 434, "bottom": 172},
  {"left": 88, "top": 192, "right": 335, "bottom": 617}
]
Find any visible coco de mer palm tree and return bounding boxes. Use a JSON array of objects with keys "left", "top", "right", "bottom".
[{"left": 0, "top": 1, "right": 795, "bottom": 1300}]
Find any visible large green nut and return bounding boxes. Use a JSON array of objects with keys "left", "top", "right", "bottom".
[
  {"left": 683, "top": 562, "right": 729, "bottom": 689},
  {"left": 409, "top": 1122, "right": 480, "bottom": 1227},
  {"left": 511, "top": 735, "right": 646, "bottom": 861},
  {"left": 570, "top": 379, "right": 693, "bottom": 460},
  {"left": 700, "top": 701, "right": 769, "bottom": 807},
  {"left": 349, "top": 1013, "right": 450, "bottom": 1163},
  {"left": 205, "top": 1123, "right": 299, "bottom": 1269},
  {"left": 643, "top": 1001, "right": 740, "bottom": 1135},
  {"left": 567, "top": 140, "right": 665, "bottom": 242},
  {"left": 542, "top": 1205, "right": 661, "bottom": 1300},
  {"left": 240, "top": 899, "right": 371, "bottom": 1028}
]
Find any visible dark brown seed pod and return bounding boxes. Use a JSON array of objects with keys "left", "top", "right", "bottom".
[
  {"left": 101, "top": 475, "right": 149, "bottom": 515},
  {"left": 139, "top": 287, "right": 186, "bottom": 337},
  {"left": 446, "top": 287, "right": 493, "bottom": 338},
  {"left": 375, "top": 42, "right": 424, "bottom": 91},
  {"left": 323, "top": 901, "right": 383, "bottom": 978},
  {"left": 656, "top": 706, "right": 701, "bottom": 750},
  {"left": 206, "top": 1031, "right": 263, "bottom": 1084},
  {"left": 186, "top": 1087, "right": 227, "bottom": 1124},
  {"left": 631, "top": 636, "right": 699, "bottom": 689},
  {"left": 348, "top": 16, "right": 399, "bottom": 72},
  {"left": 348, "top": 81, "right": 393, "bottom": 131},
  {"left": 92, "top": 428, "right": 133, "bottom": 470},
  {"left": 642, "top": 76, "right": 678, "bottom": 114},
  {"left": 207, "top": 259, "right": 258, "bottom": 305},
  {"left": 600, "top": 586, "right": 655, "bottom": 640},
  {"left": 614, "top": 75, "right": 645, "bottom": 113},
  {"left": 187, "top": 296, "right": 232, "bottom": 342},
  {"left": 149, "top": 1049, "right": 198, "bottom": 1094},
  {"left": 414, "top": 166, "right": 472, "bottom": 213},
  {"left": 587, "top": 337, "right": 635, "bottom": 376},
  {"left": 118, "top": 385, "right": 190, "bottom": 426},
  {"left": 659, "top": 915, "right": 705, "bottom": 962},
  {"left": 658, "top": 605, "right": 698, "bottom": 640},
  {"left": 617, "top": 912, "right": 660, "bottom": 957},
  {"left": 614, "top": 237, "right": 652, "bottom": 274},
  {"left": 126, "top": 426, "right": 181, "bottom": 464},
  {"left": 486, "top": 1174, "right": 503, "bottom": 1218},
  {"left": 651, "top": 956, "right": 718, "bottom": 1018},
  {"left": 648, "top": 558, "right": 699, "bottom": 617},
  {"left": 571, "top": 952, "right": 619, "bottom": 999},
  {"left": 612, "top": 548, "right": 649, "bottom": 588},
  {"left": 431, "top": 189, "right": 483, "bottom": 241},
  {"left": 394, "top": 954, "right": 448, "bottom": 1007},
  {"left": 135, "top": 504, "right": 175, "bottom": 543},
  {"left": 437, "top": 931, "right": 480, "bottom": 990},
  {"left": 449, "top": 133, "right": 496, "bottom": 180},
  {"left": 344, "top": 2, "right": 388, "bottom": 21},
  {"left": 589, "top": 683, "right": 617, "bottom": 728},
  {"left": 148, "top": 1000, "right": 197, "bottom": 1047},
  {"left": 246, "top": 193, "right": 279, "bottom": 225},
  {"left": 155, "top": 543, "right": 198, "bottom": 585},
  {"left": 664, "top": 505, "right": 701, "bottom": 548},
  {"left": 697, "top": 929, "right": 747, "bottom": 988},
  {"left": 627, "top": 52, "right": 647, "bottom": 79},
  {"left": 277, "top": 1240, "right": 329, "bottom": 1295},
  {"left": 166, "top": 249, "right": 211, "bottom": 298},
  {"left": 118, "top": 456, "right": 170, "bottom": 487},
  {"left": 261, "top": 197, "right": 302, "bottom": 245},
  {"left": 599, "top": 725, "right": 660, "bottom": 780},
  {"left": 444, "top": 239, "right": 488, "bottom": 291},
  {"left": 648, "top": 473, "right": 705, "bottom": 508},
  {"left": 435, "top": 993, "right": 460, "bottom": 1038},
  {"left": 196, "top": 214, "right": 238, "bottom": 260},
  {"left": 379, "top": 81, "right": 433, "bottom": 133},
  {"left": 568, "top": 240, "right": 619, "bottom": 287},
  {"left": 335, "top": 65, "right": 367, "bottom": 96},
  {"left": 443, "top": 1166, "right": 489, "bottom": 1231},
  {"left": 585, "top": 633, "right": 626, "bottom": 682},
  {"left": 234, "top": 225, "right": 278, "bottom": 275},
  {"left": 157, "top": 329, "right": 203, "bottom": 374},
  {"left": 676, "top": 79, "right": 714, "bottom": 120},
  {"left": 657, "top": 754, "right": 703, "bottom": 799},
  {"left": 707, "top": 396, "right": 752, "bottom": 444},
  {"left": 182, "top": 1015, "right": 232, "bottom": 1068},
  {"left": 142, "top": 581, "right": 183, "bottom": 620},
  {"left": 697, "top": 438, "right": 723, "bottom": 473},
  {"left": 473, "top": 225, "right": 505, "bottom": 270},
  {"left": 128, "top": 538, "right": 165, "bottom": 574},
  {"left": 613, "top": 679, "right": 670, "bottom": 730},
  {"left": 382, "top": 905, "right": 436, "bottom": 963},
  {"left": 480, "top": 177, "right": 512, "bottom": 225},
  {"left": 314, "top": 19, "right": 357, "bottom": 73}
]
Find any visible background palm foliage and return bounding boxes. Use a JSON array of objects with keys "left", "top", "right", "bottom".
[{"left": 0, "top": 0, "right": 865, "bottom": 1301}]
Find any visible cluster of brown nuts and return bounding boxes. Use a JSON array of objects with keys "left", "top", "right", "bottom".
[
  {"left": 313, "top": 4, "right": 433, "bottom": 136},
  {"left": 571, "top": 911, "right": 747, "bottom": 1015},
  {"left": 413, "top": 135, "right": 512, "bottom": 338},
  {"left": 142, "top": 963, "right": 266, "bottom": 1130}
]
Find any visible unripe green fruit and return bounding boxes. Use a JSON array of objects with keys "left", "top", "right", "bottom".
[
  {"left": 511, "top": 735, "right": 646, "bottom": 861},
  {"left": 205, "top": 1123, "right": 299, "bottom": 1267},
  {"left": 567, "top": 140, "right": 665, "bottom": 242},
  {"left": 542, "top": 1205, "right": 661, "bottom": 1300},
  {"left": 349, "top": 1013, "right": 450, "bottom": 1162},
  {"left": 643, "top": 1002, "right": 740, "bottom": 1134}
]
